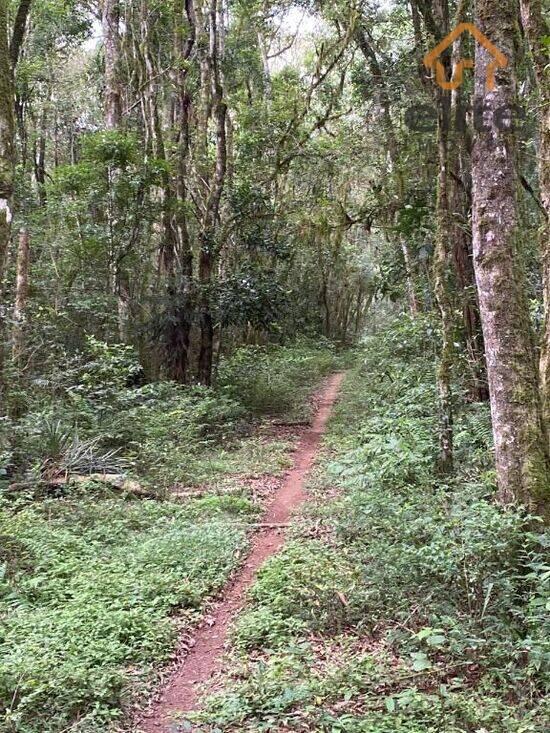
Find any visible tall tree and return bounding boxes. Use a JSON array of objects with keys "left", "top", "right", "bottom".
[
  {"left": 431, "top": 0, "right": 455, "bottom": 474},
  {"left": 520, "top": 0, "right": 550, "bottom": 432},
  {"left": 354, "top": 16, "right": 420, "bottom": 317},
  {"left": 471, "top": 0, "right": 550, "bottom": 514},
  {"left": 101, "top": 0, "right": 131, "bottom": 341},
  {"left": 412, "top": 0, "right": 456, "bottom": 472},
  {"left": 196, "top": 0, "right": 228, "bottom": 385},
  {"left": 448, "top": 0, "right": 489, "bottom": 402},
  {"left": 102, "top": 0, "right": 123, "bottom": 130},
  {"left": 0, "top": 0, "right": 15, "bottom": 409}
]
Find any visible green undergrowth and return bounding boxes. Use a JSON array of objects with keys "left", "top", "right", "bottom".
[
  {"left": 0, "top": 342, "right": 342, "bottom": 733},
  {"left": 0, "top": 494, "right": 250, "bottom": 733},
  {"left": 189, "top": 317, "right": 549, "bottom": 733},
  {"left": 3, "top": 340, "right": 341, "bottom": 493},
  {"left": 217, "top": 343, "right": 340, "bottom": 419}
]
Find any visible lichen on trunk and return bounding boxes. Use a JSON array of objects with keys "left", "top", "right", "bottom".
[
  {"left": 472, "top": 0, "right": 550, "bottom": 517},
  {"left": 0, "top": 0, "right": 15, "bottom": 410}
]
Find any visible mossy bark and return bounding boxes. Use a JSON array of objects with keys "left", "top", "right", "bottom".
[
  {"left": 433, "top": 84, "right": 455, "bottom": 474},
  {"left": 519, "top": 0, "right": 550, "bottom": 441},
  {"left": 472, "top": 0, "right": 550, "bottom": 518},
  {"left": 0, "top": 0, "right": 15, "bottom": 411},
  {"left": 101, "top": 0, "right": 122, "bottom": 129},
  {"left": 430, "top": 0, "right": 455, "bottom": 474}
]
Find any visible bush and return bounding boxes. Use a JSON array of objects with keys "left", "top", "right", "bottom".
[
  {"left": 234, "top": 541, "right": 365, "bottom": 649},
  {"left": 218, "top": 343, "right": 337, "bottom": 416}
]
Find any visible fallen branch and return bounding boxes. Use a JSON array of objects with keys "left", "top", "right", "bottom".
[
  {"left": 48, "top": 473, "right": 157, "bottom": 498},
  {"left": 7, "top": 473, "right": 159, "bottom": 499}
]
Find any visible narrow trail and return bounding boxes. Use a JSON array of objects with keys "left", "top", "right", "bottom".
[{"left": 137, "top": 372, "right": 345, "bottom": 732}]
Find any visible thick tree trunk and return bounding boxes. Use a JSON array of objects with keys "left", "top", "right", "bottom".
[
  {"left": 9, "top": 0, "right": 32, "bottom": 66},
  {"left": 161, "top": 0, "right": 197, "bottom": 384},
  {"left": 520, "top": 0, "right": 550, "bottom": 433},
  {"left": 0, "top": 0, "right": 15, "bottom": 410},
  {"left": 12, "top": 227, "right": 29, "bottom": 364},
  {"left": 472, "top": 0, "right": 550, "bottom": 515}
]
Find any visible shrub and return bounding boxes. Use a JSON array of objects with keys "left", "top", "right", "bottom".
[
  {"left": 238, "top": 541, "right": 365, "bottom": 644},
  {"left": 218, "top": 343, "right": 337, "bottom": 416}
]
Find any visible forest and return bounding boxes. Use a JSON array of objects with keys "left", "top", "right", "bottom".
[{"left": 0, "top": 0, "right": 549, "bottom": 731}]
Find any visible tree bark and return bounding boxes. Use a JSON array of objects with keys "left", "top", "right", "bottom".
[
  {"left": 102, "top": 0, "right": 131, "bottom": 341},
  {"left": 401, "top": 240, "right": 420, "bottom": 316},
  {"left": 34, "top": 105, "right": 47, "bottom": 205},
  {"left": 12, "top": 227, "right": 29, "bottom": 364},
  {"left": 472, "top": 0, "right": 550, "bottom": 516},
  {"left": 163, "top": 0, "right": 197, "bottom": 383},
  {"left": 519, "top": 0, "right": 550, "bottom": 434},
  {"left": 433, "top": 82, "right": 455, "bottom": 474},
  {"left": 9, "top": 0, "right": 32, "bottom": 66},
  {"left": 197, "top": 0, "right": 228, "bottom": 386},
  {"left": 449, "top": 0, "right": 489, "bottom": 402},
  {"left": 101, "top": 0, "right": 123, "bottom": 130},
  {"left": 0, "top": 0, "right": 15, "bottom": 411},
  {"left": 418, "top": 0, "right": 455, "bottom": 473}
]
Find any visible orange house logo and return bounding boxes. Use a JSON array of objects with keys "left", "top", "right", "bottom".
[{"left": 423, "top": 22, "right": 507, "bottom": 92}]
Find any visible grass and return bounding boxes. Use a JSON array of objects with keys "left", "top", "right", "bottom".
[
  {"left": 189, "top": 318, "right": 549, "bottom": 733},
  {"left": 0, "top": 343, "right": 342, "bottom": 733}
]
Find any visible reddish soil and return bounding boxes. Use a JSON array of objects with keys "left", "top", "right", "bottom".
[{"left": 136, "top": 372, "right": 345, "bottom": 732}]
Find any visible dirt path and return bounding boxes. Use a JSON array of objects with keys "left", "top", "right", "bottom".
[{"left": 137, "top": 372, "right": 345, "bottom": 732}]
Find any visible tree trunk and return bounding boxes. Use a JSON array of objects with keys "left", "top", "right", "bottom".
[
  {"left": 520, "top": 0, "right": 550, "bottom": 434},
  {"left": 101, "top": 0, "right": 122, "bottom": 130},
  {"left": 450, "top": 87, "right": 489, "bottom": 402},
  {"left": 433, "top": 83, "right": 454, "bottom": 474},
  {"left": 162, "top": 0, "right": 197, "bottom": 383},
  {"left": 12, "top": 227, "right": 29, "bottom": 364},
  {"left": 102, "top": 0, "right": 131, "bottom": 341},
  {"left": 34, "top": 106, "right": 47, "bottom": 205},
  {"left": 472, "top": 0, "right": 550, "bottom": 515},
  {"left": 9, "top": 0, "right": 32, "bottom": 66},
  {"left": 425, "top": 0, "right": 455, "bottom": 474},
  {"left": 0, "top": 0, "right": 15, "bottom": 410},
  {"left": 196, "top": 0, "right": 227, "bottom": 386},
  {"left": 401, "top": 240, "right": 420, "bottom": 316}
]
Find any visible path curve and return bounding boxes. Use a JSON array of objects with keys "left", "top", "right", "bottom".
[{"left": 137, "top": 372, "right": 345, "bottom": 732}]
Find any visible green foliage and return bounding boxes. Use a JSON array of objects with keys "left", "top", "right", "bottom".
[
  {"left": 69, "top": 337, "right": 143, "bottom": 402},
  {"left": 116, "top": 384, "right": 246, "bottom": 488},
  {"left": 234, "top": 542, "right": 363, "bottom": 650},
  {"left": 0, "top": 496, "right": 248, "bottom": 732},
  {"left": 8, "top": 340, "right": 337, "bottom": 490},
  {"left": 193, "top": 318, "right": 549, "bottom": 732},
  {"left": 0, "top": 343, "right": 336, "bottom": 732},
  {"left": 219, "top": 343, "right": 338, "bottom": 417}
]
